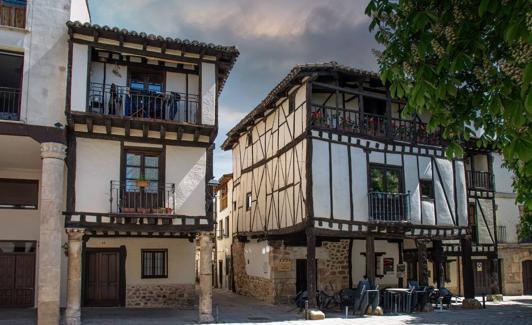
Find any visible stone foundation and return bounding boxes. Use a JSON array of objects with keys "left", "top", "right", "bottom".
[
  {"left": 232, "top": 241, "right": 275, "bottom": 303},
  {"left": 233, "top": 239, "right": 350, "bottom": 304},
  {"left": 126, "top": 284, "right": 196, "bottom": 308},
  {"left": 498, "top": 243, "right": 532, "bottom": 295}
]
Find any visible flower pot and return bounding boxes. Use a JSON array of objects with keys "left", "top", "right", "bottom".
[
  {"left": 122, "top": 207, "right": 136, "bottom": 213},
  {"left": 165, "top": 208, "right": 173, "bottom": 214},
  {"left": 136, "top": 180, "right": 149, "bottom": 188},
  {"left": 137, "top": 208, "right": 149, "bottom": 214}
]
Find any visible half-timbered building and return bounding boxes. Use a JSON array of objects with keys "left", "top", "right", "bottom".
[
  {"left": 63, "top": 19, "right": 238, "bottom": 323},
  {"left": 222, "top": 62, "right": 489, "bottom": 305}
]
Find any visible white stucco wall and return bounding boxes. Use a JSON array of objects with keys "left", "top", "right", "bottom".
[
  {"left": 19, "top": 0, "right": 71, "bottom": 126},
  {"left": 71, "top": 43, "right": 88, "bottom": 111},
  {"left": 75, "top": 138, "right": 121, "bottom": 212},
  {"left": 496, "top": 197, "right": 521, "bottom": 243},
  {"left": 244, "top": 240, "right": 271, "bottom": 279},
  {"left": 311, "top": 137, "right": 467, "bottom": 227},
  {"left": 166, "top": 145, "right": 206, "bottom": 216},
  {"left": 87, "top": 237, "right": 196, "bottom": 284},
  {"left": 493, "top": 153, "right": 515, "bottom": 194},
  {"left": 201, "top": 62, "right": 216, "bottom": 125},
  {"left": 351, "top": 239, "right": 400, "bottom": 287},
  {"left": 166, "top": 72, "right": 187, "bottom": 93},
  {"left": 70, "top": 0, "right": 91, "bottom": 23}
]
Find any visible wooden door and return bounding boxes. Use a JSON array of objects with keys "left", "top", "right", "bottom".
[
  {"left": 473, "top": 260, "right": 491, "bottom": 295},
  {"left": 523, "top": 260, "right": 532, "bottom": 295},
  {"left": 0, "top": 253, "right": 35, "bottom": 307},
  {"left": 85, "top": 250, "right": 121, "bottom": 306},
  {"left": 295, "top": 259, "right": 307, "bottom": 294}
]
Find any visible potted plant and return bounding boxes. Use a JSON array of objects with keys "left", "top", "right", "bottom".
[{"left": 136, "top": 176, "right": 149, "bottom": 188}]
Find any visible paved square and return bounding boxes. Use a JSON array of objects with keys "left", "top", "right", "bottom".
[{"left": 0, "top": 291, "right": 530, "bottom": 324}]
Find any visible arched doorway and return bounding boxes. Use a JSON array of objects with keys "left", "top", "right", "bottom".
[{"left": 523, "top": 260, "right": 532, "bottom": 295}]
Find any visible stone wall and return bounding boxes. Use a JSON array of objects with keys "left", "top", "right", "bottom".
[
  {"left": 233, "top": 239, "right": 350, "bottom": 304},
  {"left": 126, "top": 284, "right": 196, "bottom": 308},
  {"left": 498, "top": 243, "right": 532, "bottom": 295},
  {"left": 317, "top": 240, "right": 350, "bottom": 293},
  {"left": 232, "top": 241, "right": 275, "bottom": 303}
]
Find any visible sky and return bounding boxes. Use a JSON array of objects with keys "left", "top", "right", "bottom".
[{"left": 87, "top": 0, "right": 379, "bottom": 178}]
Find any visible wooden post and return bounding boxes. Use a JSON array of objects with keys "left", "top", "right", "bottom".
[
  {"left": 490, "top": 256, "right": 500, "bottom": 294},
  {"left": 366, "top": 234, "right": 376, "bottom": 287},
  {"left": 306, "top": 226, "right": 317, "bottom": 308},
  {"left": 461, "top": 238, "right": 475, "bottom": 298},
  {"left": 433, "top": 240, "right": 445, "bottom": 289},
  {"left": 417, "top": 240, "right": 429, "bottom": 286}
]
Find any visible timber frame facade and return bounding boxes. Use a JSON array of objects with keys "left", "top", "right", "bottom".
[{"left": 223, "top": 63, "right": 499, "bottom": 305}]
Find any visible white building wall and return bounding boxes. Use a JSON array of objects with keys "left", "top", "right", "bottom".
[
  {"left": 70, "top": 0, "right": 91, "bottom": 22},
  {"left": 71, "top": 43, "right": 88, "bottom": 111},
  {"left": 244, "top": 240, "right": 271, "bottom": 279},
  {"left": 18, "top": 0, "right": 71, "bottom": 126},
  {"left": 201, "top": 62, "right": 216, "bottom": 125},
  {"left": 351, "top": 239, "right": 400, "bottom": 287},
  {"left": 87, "top": 237, "right": 196, "bottom": 284},
  {"left": 166, "top": 145, "right": 206, "bottom": 216},
  {"left": 75, "top": 138, "right": 121, "bottom": 212},
  {"left": 312, "top": 137, "right": 467, "bottom": 227}
]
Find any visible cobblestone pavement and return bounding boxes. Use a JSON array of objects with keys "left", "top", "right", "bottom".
[{"left": 0, "top": 291, "right": 531, "bottom": 324}]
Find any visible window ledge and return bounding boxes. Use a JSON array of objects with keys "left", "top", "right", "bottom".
[{"left": 0, "top": 25, "right": 29, "bottom": 34}]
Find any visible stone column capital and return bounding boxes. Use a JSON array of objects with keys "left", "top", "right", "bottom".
[
  {"left": 41, "top": 142, "right": 67, "bottom": 160},
  {"left": 66, "top": 228, "right": 85, "bottom": 241}
]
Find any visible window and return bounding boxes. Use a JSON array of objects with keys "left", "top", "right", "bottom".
[
  {"left": 0, "top": 52, "right": 23, "bottom": 121},
  {"left": 363, "top": 97, "right": 386, "bottom": 116},
  {"left": 0, "top": 179, "right": 38, "bottom": 209},
  {"left": 288, "top": 90, "right": 296, "bottom": 114},
  {"left": 247, "top": 132, "right": 253, "bottom": 147},
  {"left": 219, "top": 184, "right": 228, "bottom": 211},
  {"left": 233, "top": 201, "right": 237, "bottom": 211},
  {"left": 420, "top": 180, "right": 434, "bottom": 200},
  {"left": 218, "top": 221, "right": 224, "bottom": 239},
  {"left": 141, "top": 249, "right": 168, "bottom": 278},
  {"left": 224, "top": 216, "right": 229, "bottom": 237},
  {"left": 369, "top": 164, "right": 402, "bottom": 193},
  {"left": 0, "top": 0, "right": 27, "bottom": 29},
  {"left": 246, "top": 192, "right": 252, "bottom": 211}
]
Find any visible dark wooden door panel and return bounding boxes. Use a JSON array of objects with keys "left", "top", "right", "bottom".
[
  {"left": 523, "top": 260, "right": 532, "bottom": 295},
  {"left": 85, "top": 250, "right": 121, "bottom": 306},
  {"left": 473, "top": 260, "right": 490, "bottom": 295},
  {"left": 0, "top": 253, "right": 35, "bottom": 307}
]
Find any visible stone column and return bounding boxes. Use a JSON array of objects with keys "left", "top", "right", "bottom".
[
  {"left": 199, "top": 233, "right": 214, "bottom": 323},
  {"left": 461, "top": 238, "right": 475, "bottom": 299},
  {"left": 65, "top": 228, "right": 85, "bottom": 325},
  {"left": 433, "top": 240, "right": 445, "bottom": 289},
  {"left": 37, "top": 142, "right": 67, "bottom": 325}
]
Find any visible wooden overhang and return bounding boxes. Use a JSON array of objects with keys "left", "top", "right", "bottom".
[
  {"left": 66, "top": 21, "right": 239, "bottom": 95},
  {"left": 64, "top": 211, "right": 212, "bottom": 236},
  {"left": 68, "top": 111, "right": 216, "bottom": 145},
  {"left": 221, "top": 62, "right": 381, "bottom": 150}
]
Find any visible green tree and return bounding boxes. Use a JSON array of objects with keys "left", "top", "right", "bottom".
[{"left": 366, "top": 0, "right": 532, "bottom": 239}]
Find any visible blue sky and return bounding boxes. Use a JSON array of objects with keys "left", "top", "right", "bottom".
[{"left": 87, "top": 0, "right": 379, "bottom": 178}]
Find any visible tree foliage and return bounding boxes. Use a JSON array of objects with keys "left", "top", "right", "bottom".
[{"left": 366, "top": 0, "right": 532, "bottom": 238}]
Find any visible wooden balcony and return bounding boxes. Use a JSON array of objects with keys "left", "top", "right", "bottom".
[
  {"left": 368, "top": 191, "right": 410, "bottom": 222},
  {"left": 311, "top": 104, "right": 445, "bottom": 146},
  {"left": 88, "top": 83, "right": 200, "bottom": 124},
  {"left": 465, "top": 170, "right": 494, "bottom": 191},
  {"left": 0, "top": 87, "right": 20, "bottom": 121},
  {"left": 64, "top": 181, "right": 212, "bottom": 236},
  {"left": 0, "top": 0, "right": 26, "bottom": 29}
]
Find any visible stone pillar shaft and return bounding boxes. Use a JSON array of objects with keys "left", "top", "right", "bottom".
[
  {"left": 65, "top": 228, "right": 85, "bottom": 325},
  {"left": 37, "top": 142, "right": 66, "bottom": 325},
  {"left": 199, "top": 233, "right": 214, "bottom": 323},
  {"left": 417, "top": 240, "right": 429, "bottom": 286}
]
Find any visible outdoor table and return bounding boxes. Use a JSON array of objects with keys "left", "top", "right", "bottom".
[{"left": 384, "top": 288, "right": 411, "bottom": 314}]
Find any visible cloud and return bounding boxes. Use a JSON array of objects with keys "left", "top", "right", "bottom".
[{"left": 88, "top": 0, "right": 379, "bottom": 176}]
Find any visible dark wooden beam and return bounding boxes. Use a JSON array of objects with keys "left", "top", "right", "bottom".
[
  {"left": 433, "top": 240, "right": 445, "bottom": 289},
  {"left": 306, "top": 226, "right": 317, "bottom": 308},
  {"left": 366, "top": 233, "right": 376, "bottom": 287},
  {"left": 177, "top": 127, "right": 183, "bottom": 140},
  {"left": 461, "top": 238, "right": 475, "bottom": 298},
  {"left": 142, "top": 123, "right": 148, "bottom": 138},
  {"left": 105, "top": 119, "right": 112, "bottom": 135},
  {"left": 86, "top": 118, "right": 93, "bottom": 133},
  {"left": 160, "top": 125, "right": 166, "bottom": 139},
  {"left": 124, "top": 120, "right": 130, "bottom": 137}
]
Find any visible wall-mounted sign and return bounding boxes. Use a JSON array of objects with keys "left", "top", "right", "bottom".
[
  {"left": 476, "top": 262, "right": 483, "bottom": 272},
  {"left": 396, "top": 263, "right": 405, "bottom": 278},
  {"left": 383, "top": 258, "right": 394, "bottom": 273},
  {"left": 278, "top": 258, "right": 291, "bottom": 272}
]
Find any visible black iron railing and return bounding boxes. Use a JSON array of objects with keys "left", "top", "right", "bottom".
[
  {"left": 0, "top": 0, "right": 26, "bottom": 29},
  {"left": 88, "top": 83, "right": 200, "bottom": 123},
  {"left": 109, "top": 180, "right": 176, "bottom": 215},
  {"left": 368, "top": 191, "right": 410, "bottom": 222},
  {"left": 310, "top": 104, "right": 445, "bottom": 146},
  {"left": 0, "top": 87, "right": 20, "bottom": 120},
  {"left": 465, "top": 170, "right": 494, "bottom": 191}
]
